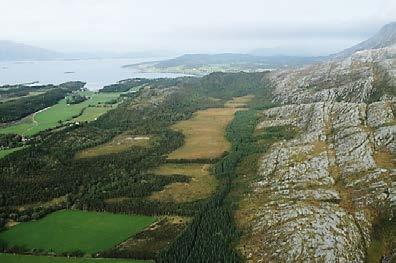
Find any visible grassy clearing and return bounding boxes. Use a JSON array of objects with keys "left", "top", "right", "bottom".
[
  {"left": 167, "top": 95, "right": 252, "bottom": 161},
  {"left": 224, "top": 95, "right": 255, "bottom": 108},
  {"left": 0, "top": 92, "right": 120, "bottom": 136},
  {"left": 75, "top": 133, "right": 151, "bottom": 159},
  {"left": 148, "top": 164, "right": 216, "bottom": 203},
  {"left": 0, "top": 146, "right": 26, "bottom": 159},
  {"left": 167, "top": 108, "right": 240, "bottom": 160},
  {"left": 0, "top": 253, "right": 150, "bottom": 263},
  {"left": 113, "top": 216, "right": 189, "bottom": 259},
  {"left": 152, "top": 96, "right": 252, "bottom": 203},
  {"left": 0, "top": 115, "right": 34, "bottom": 135},
  {"left": 0, "top": 210, "right": 156, "bottom": 254},
  {"left": 70, "top": 106, "right": 111, "bottom": 123}
]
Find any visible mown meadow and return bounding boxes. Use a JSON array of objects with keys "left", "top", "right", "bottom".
[
  {"left": 0, "top": 210, "right": 156, "bottom": 254},
  {"left": 0, "top": 91, "right": 120, "bottom": 136}
]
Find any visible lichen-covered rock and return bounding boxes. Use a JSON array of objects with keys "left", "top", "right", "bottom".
[
  {"left": 238, "top": 100, "right": 395, "bottom": 262},
  {"left": 374, "top": 126, "right": 396, "bottom": 153},
  {"left": 367, "top": 101, "right": 394, "bottom": 127},
  {"left": 269, "top": 47, "right": 396, "bottom": 105}
]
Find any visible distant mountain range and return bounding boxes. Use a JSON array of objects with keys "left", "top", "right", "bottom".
[
  {"left": 123, "top": 53, "right": 325, "bottom": 75},
  {"left": 0, "top": 40, "right": 172, "bottom": 61},
  {"left": 155, "top": 53, "right": 323, "bottom": 68},
  {"left": 0, "top": 40, "right": 62, "bottom": 61},
  {"left": 139, "top": 21, "right": 396, "bottom": 73}
]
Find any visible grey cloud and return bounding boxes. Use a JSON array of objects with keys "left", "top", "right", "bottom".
[
  {"left": 171, "top": 21, "right": 385, "bottom": 41},
  {"left": 0, "top": 0, "right": 394, "bottom": 55}
]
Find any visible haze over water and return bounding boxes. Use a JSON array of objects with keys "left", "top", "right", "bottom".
[{"left": 0, "top": 57, "right": 188, "bottom": 91}]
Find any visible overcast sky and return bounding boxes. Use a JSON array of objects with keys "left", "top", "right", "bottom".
[{"left": 1, "top": 0, "right": 395, "bottom": 55}]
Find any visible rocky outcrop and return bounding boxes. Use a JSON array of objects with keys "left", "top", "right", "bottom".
[
  {"left": 238, "top": 100, "right": 395, "bottom": 262},
  {"left": 270, "top": 47, "right": 396, "bottom": 105}
]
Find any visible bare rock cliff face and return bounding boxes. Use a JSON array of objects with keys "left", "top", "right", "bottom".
[{"left": 238, "top": 47, "right": 396, "bottom": 262}]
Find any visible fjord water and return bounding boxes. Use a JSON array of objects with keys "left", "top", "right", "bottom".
[{"left": 0, "top": 57, "right": 187, "bottom": 91}]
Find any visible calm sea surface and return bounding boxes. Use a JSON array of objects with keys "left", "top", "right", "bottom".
[{"left": 0, "top": 57, "right": 188, "bottom": 91}]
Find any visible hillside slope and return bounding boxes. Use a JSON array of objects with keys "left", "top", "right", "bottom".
[
  {"left": 237, "top": 43, "right": 396, "bottom": 261},
  {"left": 332, "top": 22, "right": 396, "bottom": 59}
]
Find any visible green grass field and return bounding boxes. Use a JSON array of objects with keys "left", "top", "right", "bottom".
[
  {"left": 0, "top": 253, "right": 150, "bottom": 263},
  {"left": 0, "top": 146, "right": 26, "bottom": 159},
  {"left": 75, "top": 134, "right": 151, "bottom": 159},
  {"left": 0, "top": 210, "right": 156, "bottom": 254},
  {"left": 70, "top": 106, "right": 112, "bottom": 122},
  {"left": 0, "top": 92, "right": 120, "bottom": 136}
]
